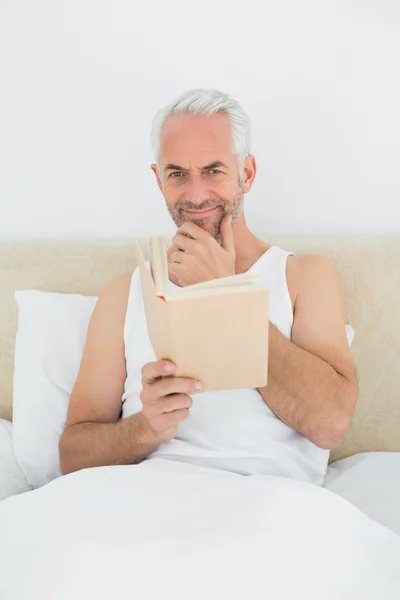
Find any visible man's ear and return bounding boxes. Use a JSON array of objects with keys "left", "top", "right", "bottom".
[
  {"left": 242, "top": 154, "right": 257, "bottom": 193},
  {"left": 151, "top": 163, "right": 163, "bottom": 192}
]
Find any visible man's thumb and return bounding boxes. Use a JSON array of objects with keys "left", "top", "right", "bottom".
[{"left": 220, "top": 214, "right": 235, "bottom": 253}]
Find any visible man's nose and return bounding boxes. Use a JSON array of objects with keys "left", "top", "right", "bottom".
[{"left": 184, "top": 175, "right": 211, "bottom": 206}]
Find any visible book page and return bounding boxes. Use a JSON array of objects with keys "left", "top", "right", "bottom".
[
  {"left": 168, "top": 281, "right": 266, "bottom": 302},
  {"left": 174, "top": 272, "right": 256, "bottom": 292},
  {"left": 149, "top": 237, "right": 168, "bottom": 297}
]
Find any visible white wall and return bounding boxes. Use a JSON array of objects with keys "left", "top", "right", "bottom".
[{"left": 0, "top": 0, "right": 399, "bottom": 239}]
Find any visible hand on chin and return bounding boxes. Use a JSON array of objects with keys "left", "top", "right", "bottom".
[{"left": 167, "top": 215, "right": 235, "bottom": 287}]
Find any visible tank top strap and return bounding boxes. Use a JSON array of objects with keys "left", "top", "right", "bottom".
[{"left": 250, "top": 245, "right": 296, "bottom": 338}]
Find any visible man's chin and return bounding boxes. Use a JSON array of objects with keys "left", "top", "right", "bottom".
[{"left": 185, "top": 215, "right": 222, "bottom": 240}]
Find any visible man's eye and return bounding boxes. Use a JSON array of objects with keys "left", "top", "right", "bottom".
[
  {"left": 209, "top": 169, "right": 221, "bottom": 174},
  {"left": 170, "top": 171, "right": 183, "bottom": 178}
]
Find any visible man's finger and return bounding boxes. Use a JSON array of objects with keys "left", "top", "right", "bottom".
[
  {"left": 153, "top": 394, "right": 193, "bottom": 414},
  {"left": 172, "top": 232, "right": 197, "bottom": 252},
  {"left": 169, "top": 261, "right": 184, "bottom": 277},
  {"left": 141, "top": 360, "right": 176, "bottom": 384},
  {"left": 178, "top": 221, "right": 211, "bottom": 241},
  {"left": 167, "top": 245, "right": 183, "bottom": 263},
  {"left": 153, "top": 377, "right": 200, "bottom": 400},
  {"left": 220, "top": 214, "right": 235, "bottom": 253},
  {"left": 170, "top": 251, "right": 184, "bottom": 264},
  {"left": 169, "top": 261, "right": 192, "bottom": 286},
  {"left": 167, "top": 246, "right": 174, "bottom": 262}
]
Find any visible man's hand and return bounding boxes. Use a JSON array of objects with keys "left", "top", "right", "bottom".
[
  {"left": 168, "top": 214, "right": 235, "bottom": 287},
  {"left": 140, "top": 360, "right": 202, "bottom": 444}
]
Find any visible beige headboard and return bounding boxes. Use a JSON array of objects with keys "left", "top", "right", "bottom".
[{"left": 0, "top": 236, "right": 399, "bottom": 463}]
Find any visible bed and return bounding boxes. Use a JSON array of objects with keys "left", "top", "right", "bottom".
[{"left": 0, "top": 236, "right": 399, "bottom": 598}]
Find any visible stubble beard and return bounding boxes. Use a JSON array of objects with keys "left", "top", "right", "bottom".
[{"left": 166, "top": 186, "right": 244, "bottom": 242}]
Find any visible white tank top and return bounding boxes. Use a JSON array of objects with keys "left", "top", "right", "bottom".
[{"left": 122, "top": 245, "right": 330, "bottom": 485}]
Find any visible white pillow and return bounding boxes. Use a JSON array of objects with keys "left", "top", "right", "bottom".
[
  {"left": 0, "top": 419, "right": 32, "bottom": 501},
  {"left": 13, "top": 291, "right": 97, "bottom": 489},
  {"left": 324, "top": 452, "right": 400, "bottom": 537},
  {"left": 12, "top": 289, "right": 355, "bottom": 490},
  {"left": 345, "top": 323, "right": 355, "bottom": 347}
]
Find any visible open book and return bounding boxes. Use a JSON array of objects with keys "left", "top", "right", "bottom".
[{"left": 133, "top": 237, "right": 269, "bottom": 392}]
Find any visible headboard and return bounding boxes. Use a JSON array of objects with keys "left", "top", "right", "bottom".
[{"left": 1, "top": 236, "right": 399, "bottom": 463}]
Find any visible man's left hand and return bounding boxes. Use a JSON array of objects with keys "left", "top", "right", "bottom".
[{"left": 168, "top": 215, "right": 235, "bottom": 287}]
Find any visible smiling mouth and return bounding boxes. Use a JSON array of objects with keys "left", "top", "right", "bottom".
[{"left": 183, "top": 207, "right": 221, "bottom": 218}]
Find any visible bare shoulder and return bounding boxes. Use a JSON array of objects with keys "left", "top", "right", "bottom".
[
  {"left": 80, "top": 269, "right": 134, "bottom": 359},
  {"left": 64, "top": 271, "right": 134, "bottom": 429},
  {"left": 95, "top": 272, "right": 133, "bottom": 315},
  {"left": 286, "top": 254, "right": 340, "bottom": 311},
  {"left": 100, "top": 271, "right": 133, "bottom": 299}
]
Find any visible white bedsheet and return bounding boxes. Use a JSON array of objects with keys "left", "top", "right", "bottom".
[
  {"left": 0, "top": 459, "right": 399, "bottom": 600},
  {"left": 324, "top": 452, "right": 400, "bottom": 537},
  {"left": 0, "top": 419, "right": 31, "bottom": 502}
]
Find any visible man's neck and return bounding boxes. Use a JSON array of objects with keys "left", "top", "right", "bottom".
[{"left": 231, "top": 214, "right": 271, "bottom": 274}]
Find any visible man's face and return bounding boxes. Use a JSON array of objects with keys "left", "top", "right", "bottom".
[{"left": 152, "top": 113, "right": 244, "bottom": 240}]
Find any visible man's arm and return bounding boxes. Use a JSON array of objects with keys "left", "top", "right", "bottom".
[
  {"left": 59, "top": 274, "right": 159, "bottom": 475},
  {"left": 257, "top": 255, "right": 358, "bottom": 450},
  {"left": 59, "top": 273, "right": 199, "bottom": 476}
]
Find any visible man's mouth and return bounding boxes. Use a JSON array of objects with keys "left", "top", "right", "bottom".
[{"left": 183, "top": 207, "right": 221, "bottom": 219}]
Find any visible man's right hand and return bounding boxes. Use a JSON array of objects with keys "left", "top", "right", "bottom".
[{"left": 140, "top": 360, "right": 202, "bottom": 444}]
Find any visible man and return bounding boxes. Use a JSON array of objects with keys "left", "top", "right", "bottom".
[{"left": 59, "top": 89, "right": 358, "bottom": 484}]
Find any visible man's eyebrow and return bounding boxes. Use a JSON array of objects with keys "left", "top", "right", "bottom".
[
  {"left": 163, "top": 161, "right": 228, "bottom": 173},
  {"left": 202, "top": 161, "right": 228, "bottom": 170},
  {"left": 164, "top": 163, "right": 187, "bottom": 172}
]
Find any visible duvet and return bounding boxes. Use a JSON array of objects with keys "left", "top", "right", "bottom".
[{"left": 0, "top": 458, "right": 399, "bottom": 599}]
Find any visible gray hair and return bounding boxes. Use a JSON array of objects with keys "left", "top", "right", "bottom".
[{"left": 150, "top": 89, "right": 251, "bottom": 173}]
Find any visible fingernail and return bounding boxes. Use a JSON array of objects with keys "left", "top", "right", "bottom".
[
  {"left": 194, "top": 381, "right": 202, "bottom": 391},
  {"left": 164, "top": 363, "right": 175, "bottom": 373}
]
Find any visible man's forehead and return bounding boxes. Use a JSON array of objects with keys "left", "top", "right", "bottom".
[
  {"left": 162, "top": 111, "right": 230, "bottom": 133},
  {"left": 159, "top": 113, "right": 234, "bottom": 167},
  {"left": 161, "top": 113, "right": 231, "bottom": 147}
]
